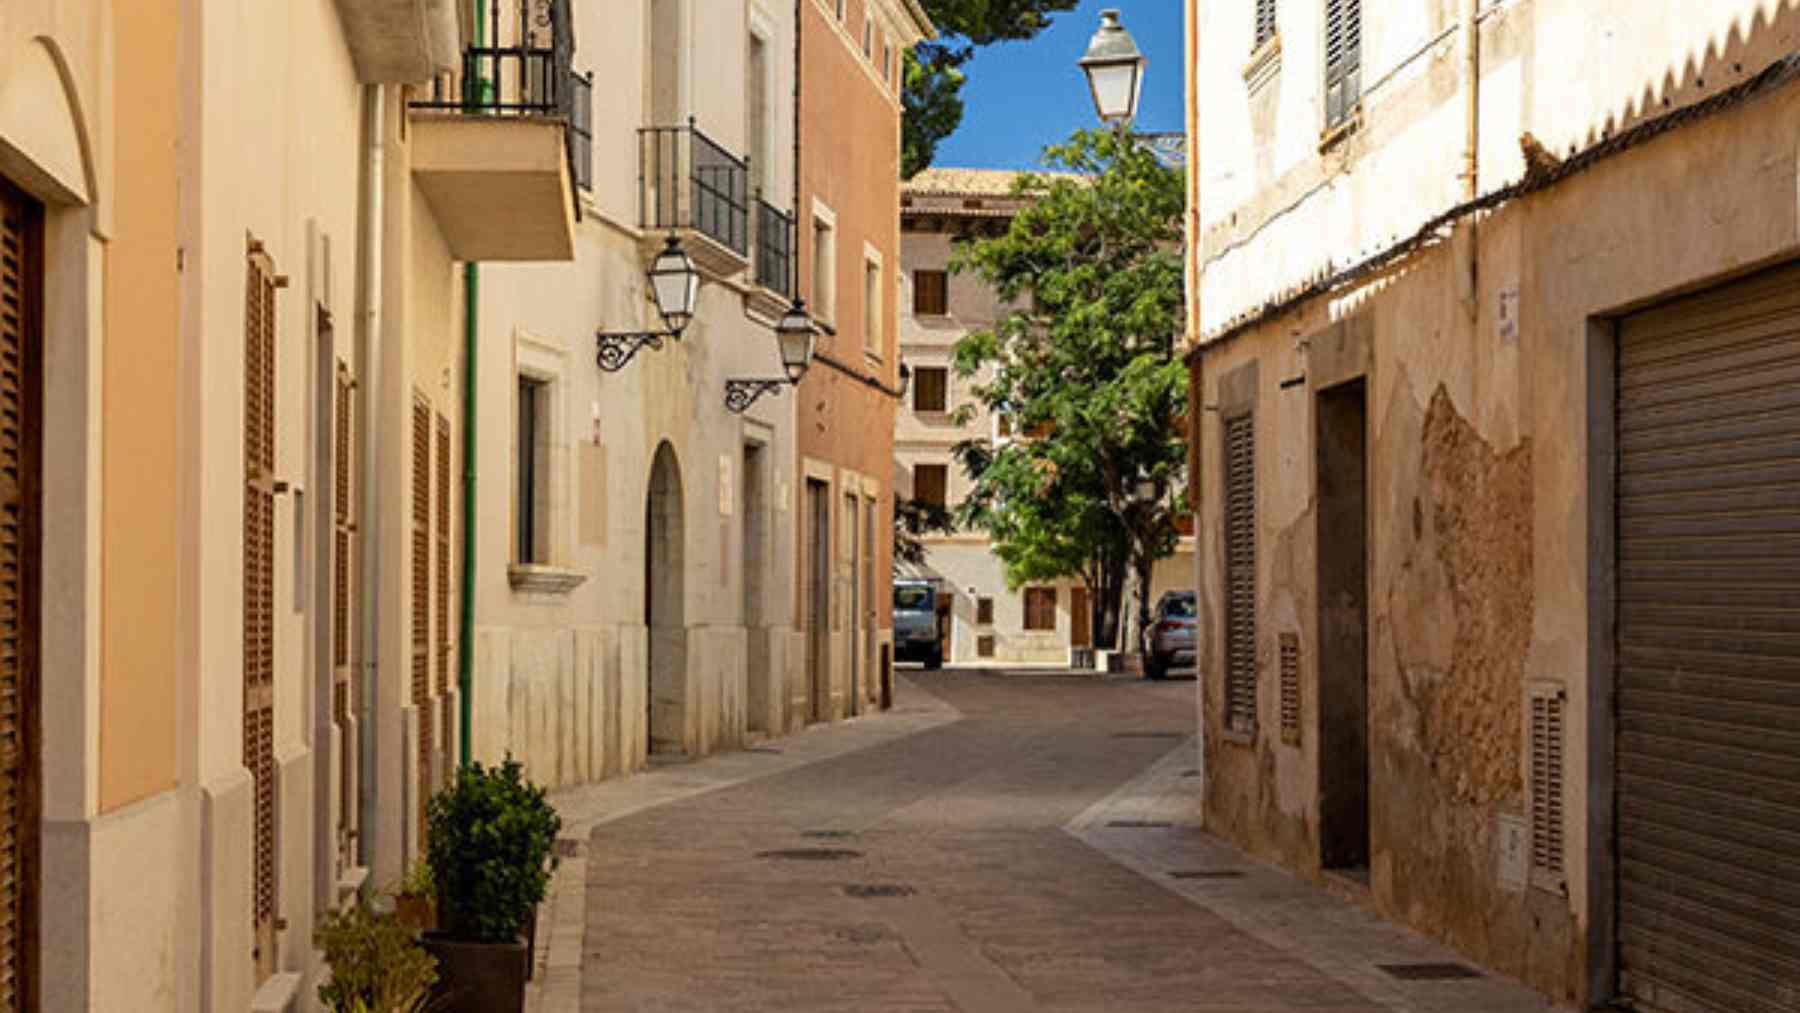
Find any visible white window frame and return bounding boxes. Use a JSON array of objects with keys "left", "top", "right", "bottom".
[
  {"left": 863, "top": 242, "right": 884, "bottom": 359},
  {"left": 811, "top": 198, "right": 838, "bottom": 325}
]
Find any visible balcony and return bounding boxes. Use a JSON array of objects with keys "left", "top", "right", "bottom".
[
  {"left": 406, "top": 0, "right": 580, "bottom": 262},
  {"left": 332, "top": 0, "right": 460, "bottom": 83},
  {"left": 638, "top": 121, "right": 750, "bottom": 277}
]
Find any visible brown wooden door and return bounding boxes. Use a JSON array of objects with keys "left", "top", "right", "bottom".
[
  {"left": 0, "top": 177, "right": 43, "bottom": 1012},
  {"left": 410, "top": 396, "right": 432, "bottom": 845},
  {"left": 1071, "top": 587, "right": 1092, "bottom": 649},
  {"left": 331, "top": 358, "right": 357, "bottom": 874},
  {"left": 243, "top": 240, "right": 280, "bottom": 983}
]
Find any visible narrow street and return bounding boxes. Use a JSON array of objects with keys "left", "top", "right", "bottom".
[{"left": 538, "top": 672, "right": 1557, "bottom": 1012}]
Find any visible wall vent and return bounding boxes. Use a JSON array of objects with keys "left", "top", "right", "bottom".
[
  {"left": 1279, "top": 632, "right": 1300, "bottom": 745},
  {"left": 1528, "top": 683, "right": 1567, "bottom": 893}
]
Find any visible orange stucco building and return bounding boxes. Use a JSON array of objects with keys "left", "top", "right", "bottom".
[{"left": 793, "top": 0, "right": 931, "bottom": 721}]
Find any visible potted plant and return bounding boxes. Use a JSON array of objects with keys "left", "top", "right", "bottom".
[
  {"left": 391, "top": 860, "right": 436, "bottom": 933},
  {"left": 421, "top": 758, "right": 561, "bottom": 1013},
  {"left": 315, "top": 901, "right": 437, "bottom": 1012}
]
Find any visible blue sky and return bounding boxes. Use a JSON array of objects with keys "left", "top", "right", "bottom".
[{"left": 932, "top": 1, "right": 1184, "bottom": 171}]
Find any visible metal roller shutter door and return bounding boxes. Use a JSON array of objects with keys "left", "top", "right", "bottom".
[{"left": 1616, "top": 261, "right": 1800, "bottom": 1013}]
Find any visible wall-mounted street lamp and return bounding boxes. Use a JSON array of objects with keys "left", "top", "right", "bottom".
[
  {"left": 898, "top": 361, "right": 913, "bottom": 399},
  {"left": 596, "top": 237, "right": 701, "bottom": 371},
  {"left": 1078, "top": 10, "right": 1186, "bottom": 169},
  {"left": 724, "top": 300, "right": 819, "bottom": 413},
  {"left": 1079, "top": 9, "right": 1146, "bottom": 133},
  {"left": 1133, "top": 475, "right": 1160, "bottom": 504}
]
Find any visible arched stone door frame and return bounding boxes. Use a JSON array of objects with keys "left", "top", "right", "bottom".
[{"left": 644, "top": 441, "right": 687, "bottom": 755}]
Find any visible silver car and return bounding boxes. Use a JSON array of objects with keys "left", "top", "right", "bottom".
[{"left": 1144, "top": 591, "right": 1197, "bottom": 680}]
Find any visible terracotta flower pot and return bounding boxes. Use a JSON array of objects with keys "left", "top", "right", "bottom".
[{"left": 420, "top": 933, "right": 528, "bottom": 1013}]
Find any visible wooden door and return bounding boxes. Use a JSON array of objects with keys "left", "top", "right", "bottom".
[
  {"left": 0, "top": 177, "right": 42, "bottom": 1011},
  {"left": 1071, "top": 587, "right": 1092, "bottom": 649},
  {"left": 243, "top": 239, "right": 280, "bottom": 982},
  {"left": 410, "top": 397, "right": 432, "bottom": 846},
  {"left": 331, "top": 357, "right": 357, "bottom": 874}
]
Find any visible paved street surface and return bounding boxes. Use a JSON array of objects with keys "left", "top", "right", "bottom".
[{"left": 533, "top": 671, "right": 1557, "bottom": 1013}]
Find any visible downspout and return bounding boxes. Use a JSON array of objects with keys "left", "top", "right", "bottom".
[
  {"left": 1459, "top": 0, "right": 1481, "bottom": 319},
  {"left": 356, "top": 83, "right": 385, "bottom": 867},
  {"left": 1184, "top": 0, "right": 1206, "bottom": 810},
  {"left": 459, "top": 0, "right": 486, "bottom": 768}
]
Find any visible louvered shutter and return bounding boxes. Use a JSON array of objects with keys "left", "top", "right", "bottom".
[
  {"left": 1254, "top": 0, "right": 1278, "bottom": 51},
  {"left": 242, "top": 240, "right": 280, "bottom": 982},
  {"left": 1323, "top": 0, "right": 1361, "bottom": 127},
  {"left": 411, "top": 396, "right": 432, "bottom": 845},
  {"left": 331, "top": 358, "right": 356, "bottom": 874},
  {"left": 1279, "top": 632, "right": 1300, "bottom": 745},
  {"left": 1223, "top": 412, "right": 1257, "bottom": 734},
  {"left": 435, "top": 414, "right": 451, "bottom": 698},
  {"left": 0, "top": 180, "right": 41, "bottom": 1013},
  {"left": 1615, "top": 262, "right": 1800, "bottom": 1013}
]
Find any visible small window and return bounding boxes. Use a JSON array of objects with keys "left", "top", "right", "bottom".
[
  {"left": 913, "top": 270, "right": 948, "bottom": 315},
  {"left": 976, "top": 635, "right": 996, "bottom": 658},
  {"left": 1023, "top": 588, "right": 1056, "bottom": 631},
  {"left": 1324, "top": 0, "right": 1362, "bottom": 128},
  {"left": 517, "top": 376, "right": 550, "bottom": 564},
  {"left": 976, "top": 597, "right": 995, "bottom": 625},
  {"left": 864, "top": 258, "right": 882, "bottom": 356},
  {"left": 1254, "top": 0, "right": 1278, "bottom": 51},
  {"left": 812, "top": 216, "right": 836, "bottom": 321},
  {"left": 863, "top": 17, "right": 873, "bottom": 57},
  {"left": 913, "top": 463, "right": 948, "bottom": 510},
  {"left": 835, "top": 0, "right": 845, "bottom": 20},
  {"left": 912, "top": 367, "right": 948, "bottom": 413},
  {"left": 883, "top": 42, "right": 893, "bottom": 80}
]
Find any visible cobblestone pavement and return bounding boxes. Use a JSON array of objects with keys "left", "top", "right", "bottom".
[{"left": 540, "top": 671, "right": 1559, "bottom": 1013}]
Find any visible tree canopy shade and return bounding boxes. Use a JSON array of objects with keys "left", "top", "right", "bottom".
[
  {"left": 903, "top": 0, "right": 1081, "bottom": 178},
  {"left": 948, "top": 128, "right": 1188, "bottom": 648}
]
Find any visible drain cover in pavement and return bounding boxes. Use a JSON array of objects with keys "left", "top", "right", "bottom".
[
  {"left": 1377, "top": 962, "right": 1482, "bottom": 981},
  {"left": 1180, "top": 769, "right": 1201, "bottom": 777},
  {"left": 1168, "top": 870, "right": 1243, "bottom": 880},
  {"left": 842, "top": 884, "right": 916, "bottom": 898},
  {"left": 744, "top": 746, "right": 784, "bottom": 755},
  {"left": 1106, "top": 819, "right": 1173, "bottom": 829},
  {"left": 802, "top": 830, "right": 855, "bottom": 839},
  {"left": 1112, "top": 732, "right": 1184, "bottom": 739},
  {"left": 757, "top": 848, "right": 863, "bottom": 861}
]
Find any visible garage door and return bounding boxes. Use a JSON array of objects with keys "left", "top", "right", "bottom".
[{"left": 1616, "top": 261, "right": 1800, "bottom": 1013}]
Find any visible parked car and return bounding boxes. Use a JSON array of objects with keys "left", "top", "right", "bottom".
[
  {"left": 893, "top": 579, "right": 943, "bottom": 669},
  {"left": 1143, "top": 591, "right": 1197, "bottom": 680}
]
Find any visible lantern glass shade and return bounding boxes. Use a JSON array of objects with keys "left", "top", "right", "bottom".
[
  {"left": 776, "top": 300, "right": 818, "bottom": 382},
  {"left": 898, "top": 361, "right": 913, "bottom": 397},
  {"left": 648, "top": 237, "right": 700, "bottom": 335},
  {"left": 1134, "top": 477, "right": 1158, "bottom": 503},
  {"left": 1079, "top": 9, "right": 1146, "bottom": 128}
]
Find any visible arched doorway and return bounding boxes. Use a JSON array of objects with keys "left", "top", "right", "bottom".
[{"left": 644, "top": 442, "right": 686, "bottom": 755}]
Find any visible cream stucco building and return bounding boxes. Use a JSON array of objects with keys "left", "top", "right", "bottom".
[
  {"left": 1185, "top": 1, "right": 1800, "bottom": 1008},
  {"left": 898, "top": 169, "right": 1195, "bottom": 667}
]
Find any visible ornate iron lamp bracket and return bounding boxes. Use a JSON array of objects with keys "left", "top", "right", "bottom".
[
  {"left": 723, "top": 378, "right": 789, "bottom": 414},
  {"left": 595, "top": 329, "right": 669, "bottom": 372}
]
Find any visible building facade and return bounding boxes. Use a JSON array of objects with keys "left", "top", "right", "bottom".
[
  {"left": 1185, "top": 1, "right": 1800, "bottom": 1008},
  {"left": 4, "top": 0, "right": 583, "bottom": 1006},
  {"left": 898, "top": 169, "right": 1196, "bottom": 667},
  {"left": 793, "top": 0, "right": 931, "bottom": 716}
]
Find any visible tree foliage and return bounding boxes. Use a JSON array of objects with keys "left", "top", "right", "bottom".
[
  {"left": 894, "top": 494, "right": 956, "bottom": 567},
  {"left": 949, "top": 129, "right": 1187, "bottom": 645},
  {"left": 903, "top": 0, "right": 1080, "bottom": 178}
]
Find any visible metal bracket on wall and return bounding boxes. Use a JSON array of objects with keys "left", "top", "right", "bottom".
[
  {"left": 595, "top": 329, "right": 669, "bottom": 372},
  {"left": 723, "top": 378, "right": 789, "bottom": 414}
]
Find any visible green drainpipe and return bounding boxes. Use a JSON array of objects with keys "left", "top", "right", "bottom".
[{"left": 459, "top": 0, "right": 485, "bottom": 768}]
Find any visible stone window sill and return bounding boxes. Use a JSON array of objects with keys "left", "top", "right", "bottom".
[
  {"left": 1244, "top": 36, "right": 1282, "bottom": 93},
  {"left": 1318, "top": 110, "right": 1362, "bottom": 155},
  {"left": 1219, "top": 724, "right": 1257, "bottom": 748},
  {"left": 507, "top": 563, "right": 589, "bottom": 596}
]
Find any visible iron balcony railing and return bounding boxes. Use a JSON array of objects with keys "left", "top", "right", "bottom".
[
  {"left": 639, "top": 119, "right": 750, "bottom": 257},
  {"left": 754, "top": 197, "right": 795, "bottom": 296},
  {"left": 409, "top": 1, "right": 592, "bottom": 192}
]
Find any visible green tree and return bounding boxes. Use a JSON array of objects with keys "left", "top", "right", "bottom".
[
  {"left": 949, "top": 128, "right": 1187, "bottom": 650},
  {"left": 903, "top": 0, "right": 1080, "bottom": 178}
]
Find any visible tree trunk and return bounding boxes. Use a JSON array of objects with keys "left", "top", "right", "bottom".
[
  {"left": 1095, "top": 544, "right": 1127, "bottom": 650},
  {"left": 1132, "top": 549, "right": 1154, "bottom": 653}
]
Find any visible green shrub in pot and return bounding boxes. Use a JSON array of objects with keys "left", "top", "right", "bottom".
[
  {"left": 425, "top": 758, "right": 561, "bottom": 943},
  {"left": 315, "top": 901, "right": 437, "bottom": 1013}
]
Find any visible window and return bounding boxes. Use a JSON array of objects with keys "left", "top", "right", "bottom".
[
  {"left": 1223, "top": 411, "right": 1257, "bottom": 733},
  {"left": 913, "top": 463, "right": 948, "bottom": 509},
  {"left": 811, "top": 211, "right": 836, "bottom": 321},
  {"left": 912, "top": 367, "right": 948, "bottom": 413},
  {"left": 1324, "top": 0, "right": 1362, "bottom": 128},
  {"left": 884, "top": 42, "right": 893, "bottom": 80},
  {"left": 836, "top": 0, "right": 845, "bottom": 20},
  {"left": 913, "top": 269, "right": 948, "bottom": 315},
  {"left": 1254, "top": 0, "right": 1277, "bottom": 51},
  {"left": 977, "top": 597, "right": 995, "bottom": 625},
  {"left": 864, "top": 257, "right": 882, "bottom": 355},
  {"left": 863, "top": 16, "right": 873, "bottom": 57},
  {"left": 517, "top": 376, "right": 549, "bottom": 564},
  {"left": 1023, "top": 588, "right": 1057, "bottom": 631},
  {"left": 747, "top": 32, "right": 771, "bottom": 196}
]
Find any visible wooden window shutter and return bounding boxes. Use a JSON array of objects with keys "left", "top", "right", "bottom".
[
  {"left": 1023, "top": 587, "right": 1056, "bottom": 632},
  {"left": 411, "top": 395, "right": 432, "bottom": 845},
  {"left": 913, "top": 368, "right": 948, "bottom": 413},
  {"left": 1254, "top": 0, "right": 1277, "bottom": 50},
  {"left": 912, "top": 270, "right": 947, "bottom": 316},
  {"left": 0, "top": 179, "right": 43, "bottom": 1012},
  {"left": 1529, "top": 684, "right": 1567, "bottom": 893},
  {"left": 913, "top": 464, "right": 947, "bottom": 510},
  {"left": 435, "top": 413, "right": 451, "bottom": 697},
  {"left": 976, "top": 597, "right": 994, "bottom": 626},
  {"left": 242, "top": 237, "right": 282, "bottom": 981},
  {"left": 1223, "top": 412, "right": 1257, "bottom": 735},
  {"left": 976, "top": 635, "right": 995, "bottom": 658},
  {"left": 1279, "top": 632, "right": 1300, "bottom": 745},
  {"left": 1324, "top": 0, "right": 1362, "bottom": 127},
  {"left": 331, "top": 358, "right": 356, "bottom": 872}
]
